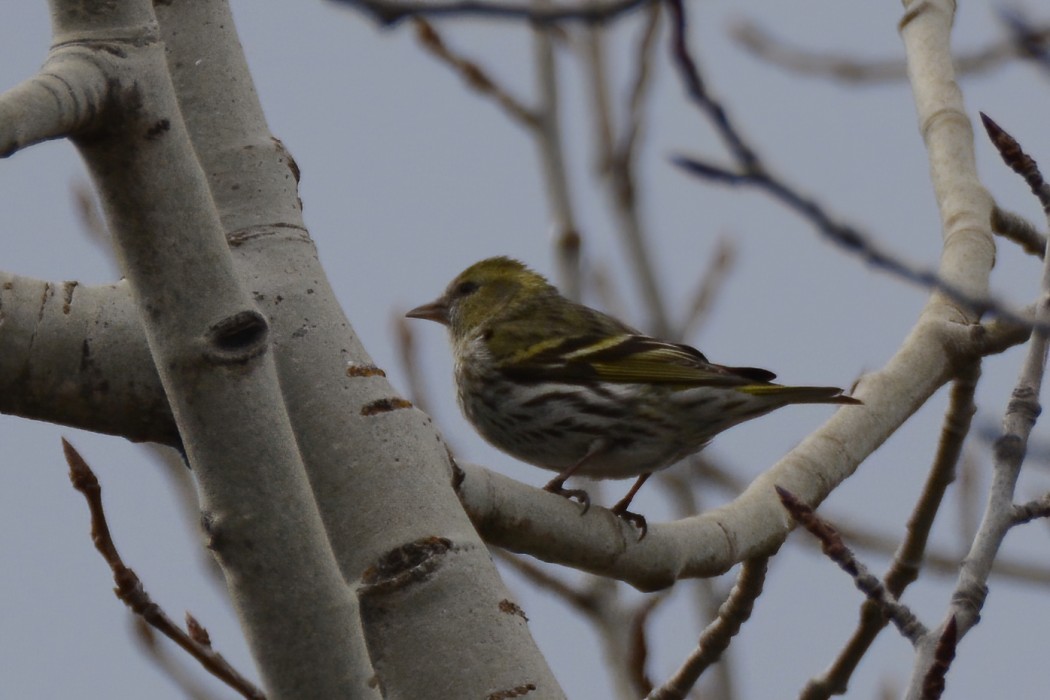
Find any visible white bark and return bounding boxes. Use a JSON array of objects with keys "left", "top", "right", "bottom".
[{"left": 1, "top": 0, "right": 564, "bottom": 697}]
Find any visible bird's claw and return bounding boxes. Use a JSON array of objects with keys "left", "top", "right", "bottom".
[
  {"left": 610, "top": 504, "right": 648, "bottom": 541},
  {"left": 543, "top": 481, "right": 591, "bottom": 514}
]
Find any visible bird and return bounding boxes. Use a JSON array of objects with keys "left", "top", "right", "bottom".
[{"left": 406, "top": 256, "right": 860, "bottom": 537}]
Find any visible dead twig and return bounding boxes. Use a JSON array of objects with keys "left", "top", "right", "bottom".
[
  {"left": 336, "top": 0, "right": 653, "bottom": 27},
  {"left": 63, "top": 439, "right": 265, "bottom": 700}
]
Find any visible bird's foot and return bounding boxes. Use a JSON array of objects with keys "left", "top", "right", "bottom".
[
  {"left": 543, "top": 478, "right": 591, "bottom": 514},
  {"left": 610, "top": 501, "right": 648, "bottom": 541}
]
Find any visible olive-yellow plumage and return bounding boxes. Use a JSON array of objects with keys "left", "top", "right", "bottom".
[{"left": 408, "top": 257, "right": 859, "bottom": 536}]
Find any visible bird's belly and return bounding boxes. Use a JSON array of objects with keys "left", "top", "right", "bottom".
[{"left": 457, "top": 378, "right": 698, "bottom": 480}]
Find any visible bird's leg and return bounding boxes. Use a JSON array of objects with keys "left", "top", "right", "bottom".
[
  {"left": 543, "top": 441, "right": 610, "bottom": 514},
  {"left": 611, "top": 472, "right": 652, "bottom": 540}
]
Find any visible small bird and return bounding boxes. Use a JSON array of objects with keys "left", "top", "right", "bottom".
[{"left": 407, "top": 256, "right": 859, "bottom": 537}]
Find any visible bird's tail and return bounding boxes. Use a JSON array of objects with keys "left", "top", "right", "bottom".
[{"left": 739, "top": 384, "right": 861, "bottom": 405}]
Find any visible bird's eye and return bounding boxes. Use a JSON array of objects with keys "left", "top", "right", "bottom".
[{"left": 454, "top": 280, "right": 479, "bottom": 297}]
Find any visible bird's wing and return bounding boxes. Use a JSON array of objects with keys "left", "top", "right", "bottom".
[{"left": 501, "top": 334, "right": 778, "bottom": 386}]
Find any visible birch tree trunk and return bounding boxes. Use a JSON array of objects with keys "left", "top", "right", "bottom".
[{"left": 0, "top": 1, "right": 563, "bottom": 697}]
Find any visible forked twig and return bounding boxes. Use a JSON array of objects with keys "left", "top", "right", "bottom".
[
  {"left": 904, "top": 114, "right": 1050, "bottom": 699},
  {"left": 801, "top": 366, "right": 978, "bottom": 699},
  {"left": 668, "top": 1, "right": 1046, "bottom": 333},
  {"left": 777, "top": 487, "right": 927, "bottom": 644}
]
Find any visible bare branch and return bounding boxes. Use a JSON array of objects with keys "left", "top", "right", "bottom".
[
  {"left": 656, "top": 468, "right": 740, "bottom": 699},
  {"left": 392, "top": 314, "right": 434, "bottom": 417},
  {"left": 673, "top": 155, "right": 1046, "bottom": 333},
  {"left": 532, "top": 18, "right": 583, "bottom": 301},
  {"left": 579, "top": 28, "right": 615, "bottom": 174},
  {"left": 586, "top": 2, "right": 670, "bottom": 334},
  {"left": 493, "top": 548, "right": 598, "bottom": 613},
  {"left": 131, "top": 620, "right": 218, "bottom": 700},
  {"left": 1012, "top": 493, "right": 1050, "bottom": 524},
  {"left": 832, "top": 521, "right": 1050, "bottom": 584},
  {"left": 982, "top": 113, "right": 1050, "bottom": 208},
  {"left": 647, "top": 557, "right": 769, "bottom": 700},
  {"left": 411, "top": 18, "right": 539, "bottom": 127},
  {"left": 992, "top": 205, "right": 1046, "bottom": 259},
  {"left": 955, "top": 450, "right": 981, "bottom": 546},
  {"left": 906, "top": 113, "right": 1050, "bottom": 698},
  {"left": 334, "top": 0, "right": 653, "bottom": 27},
  {"left": 147, "top": 445, "right": 228, "bottom": 588},
  {"left": 626, "top": 594, "right": 664, "bottom": 696},
  {"left": 777, "top": 487, "right": 927, "bottom": 645},
  {"left": 802, "top": 366, "right": 978, "bottom": 699},
  {"left": 731, "top": 19, "right": 1050, "bottom": 84},
  {"left": 71, "top": 180, "right": 111, "bottom": 247},
  {"left": 63, "top": 439, "right": 266, "bottom": 700},
  {"left": 669, "top": 6, "right": 1038, "bottom": 335},
  {"left": 679, "top": 236, "right": 736, "bottom": 339},
  {"left": 998, "top": 7, "right": 1050, "bottom": 75},
  {"left": 920, "top": 617, "right": 957, "bottom": 700},
  {"left": 617, "top": 3, "right": 661, "bottom": 171},
  {"left": 888, "top": 366, "right": 978, "bottom": 593},
  {"left": 666, "top": 0, "right": 760, "bottom": 171}
]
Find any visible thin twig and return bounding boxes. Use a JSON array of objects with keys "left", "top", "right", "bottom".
[
  {"left": 906, "top": 113, "right": 1050, "bottom": 699},
  {"left": 674, "top": 155, "right": 1048, "bottom": 332},
  {"left": 411, "top": 18, "right": 539, "bottom": 128},
  {"left": 666, "top": 0, "right": 760, "bottom": 172},
  {"left": 627, "top": 595, "right": 664, "bottom": 696},
  {"left": 131, "top": 620, "right": 217, "bottom": 700},
  {"left": 144, "top": 444, "right": 229, "bottom": 590},
  {"left": 617, "top": 3, "right": 662, "bottom": 170},
  {"left": 579, "top": 27, "right": 615, "bottom": 175},
  {"left": 679, "top": 236, "right": 736, "bottom": 339},
  {"left": 72, "top": 180, "right": 110, "bottom": 246},
  {"left": 973, "top": 414, "right": 1050, "bottom": 464},
  {"left": 646, "top": 557, "right": 769, "bottom": 700},
  {"left": 670, "top": 3, "right": 1046, "bottom": 333},
  {"left": 778, "top": 487, "right": 927, "bottom": 645},
  {"left": 680, "top": 452, "right": 1050, "bottom": 586},
  {"left": 982, "top": 113, "right": 1050, "bottom": 209},
  {"left": 336, "top": 0, "right": 653, "bottom": 27},
  {"left": 531, "top": 14, "right": 583, "bottom": 301},
  {"left": 62, "top": 439, "right": 266, "bottom": 700},
  {"left": 657, "top": 468, "right": 739, "bottom": 700},
  {"left": 587, "top": 1, "right": 669, "bottom": 335},
  {"left": 394, "top": 314, "right": 433, "bottom": 417},
  {"left": 832, "top": 521, "right": 1050, "bottom": 584},
  {"left": 492, "top": 548, "right": 598, "bottom": 613},
  {"left": 955, "top": 449, "right": 981, "bottom": 547},
  {"left": 991, "top": 205, "right": 1046, "bottom": 259},
  {"left": 1012, "top": 493, "right": 1050, "bottom": 524},
  {"left": 497, "top": 546, "right": 665, "bottom": 700},
  {"left": 998, "top": 7, "right": 1050, "bottom": 75},
  {"left": 731, "top": 20, "right": 1050, "bottom": 84},
  {"left": 920, "top": 617, "right": 957, "bottom": 700},
  {"left": 881, "top": 366, "right": 977, "bottom": 590},
  {"left": 801, "top": 366, "right": 978, "bottom": 699}
]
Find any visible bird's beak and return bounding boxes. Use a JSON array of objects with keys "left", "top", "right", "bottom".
[{"left": 406, "top": 297, "right": 450, "bottom": 325}]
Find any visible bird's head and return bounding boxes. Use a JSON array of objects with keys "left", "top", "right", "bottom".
[{"left": 406, "top": 256, "right": 555, "bottom": 340}]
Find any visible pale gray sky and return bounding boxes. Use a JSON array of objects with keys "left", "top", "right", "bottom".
[{"left": 2, "top": 1, "right": 1049, "bottom": 698}]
